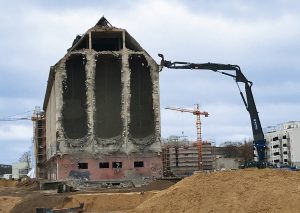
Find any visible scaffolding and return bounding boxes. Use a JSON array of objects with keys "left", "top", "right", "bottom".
[
  {"left": 202, "top": 141, "right": 215, "bottom": 171},
  {"left": 162, "top": 141, "right": 215, "bottom": 178},
  {"left": 32, "top": 107, "right": 46, "bottom": 179},
  {"left": 162, "top": 146, "right": 171, "bottom": 176}
]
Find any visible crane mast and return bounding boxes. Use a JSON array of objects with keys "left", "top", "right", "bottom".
[{"left": 165, "top": 104, "right": 209, "bottom": 170}]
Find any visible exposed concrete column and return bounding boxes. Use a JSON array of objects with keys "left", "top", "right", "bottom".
[
  {"left": 121, "top": 43, "right": 131, "bottom": 153},
  {"left": 145, "top": 55, "right": 162, "bottom": 152},
  {"left": 149, "top": 59, "right": 161, "bottom": 142},
  {"left": 55, "top": 58, "right": 67, "bottom": 153},
  {"left": 85, "top": 51, "right": 96, "bottom": 144}
]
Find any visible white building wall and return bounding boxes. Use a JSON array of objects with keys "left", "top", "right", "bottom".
[
  {"left": 264, "top": 121, "right": 300, "bottom": 167},
  {"left": 289, "top": 128, "right": 300, "bottom": 166},
  {"left": 45, "top": 78, "right": 57, "bottom": 160},
  {"left": 12, "top": 162, "right": 28, "bottom": 179},
  {"left": 213, "top": 158, "right": 240, "bottom": 170}
]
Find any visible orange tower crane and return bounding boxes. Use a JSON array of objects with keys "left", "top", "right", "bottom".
[{"left": 165, "top": 104, "right": 209, "bottom": 170}]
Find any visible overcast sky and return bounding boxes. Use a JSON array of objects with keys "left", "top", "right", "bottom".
[{"left": 0, "top": 0, "right": 299, "bottom": 164}]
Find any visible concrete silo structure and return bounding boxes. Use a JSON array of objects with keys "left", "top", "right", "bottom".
[{"left": 42, "top": 17, "right": 162, "bottom": 181}]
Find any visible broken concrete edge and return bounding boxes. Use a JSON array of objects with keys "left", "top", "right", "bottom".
[
  {"left": 43, "top": 24, "right": 155, "bottom": 112},
  {"left": 44, "top": 48, "right": 161, "bottom": 160}
]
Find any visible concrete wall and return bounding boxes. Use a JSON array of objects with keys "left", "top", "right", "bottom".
[
  {"left": 45, "top": 73, "right": 57, "bottom": 160},
  {"left": 213, "top": 158, "right": 240, "bottom": 170},
  {"left": 12, "top": 162, "right": 28, "bottom": 179}
]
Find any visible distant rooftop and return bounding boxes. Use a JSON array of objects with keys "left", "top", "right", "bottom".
[{"left": 264, "top": 121, "right": 300, "bottom": 133}]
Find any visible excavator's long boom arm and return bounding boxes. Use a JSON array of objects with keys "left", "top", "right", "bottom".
[{"left": 159, "top": 54, "right": 266, "bottom": 163}]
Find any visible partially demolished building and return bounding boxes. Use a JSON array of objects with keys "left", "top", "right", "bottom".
[{"left": 41, "top": 17, "right": 162, "bottom": 180}]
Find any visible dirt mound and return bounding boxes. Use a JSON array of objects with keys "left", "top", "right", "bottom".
[
  {"left": 8, "top": 179, "right": 175, "bottom": 213},
  {"left": 16, "top": 178, "right": 38, "bottom": 189},
  {"left": 0, "top": 196, "right": 22, "bottom": 213},
  {"left": 11, "top": 191, "right": 156, "bottom": 213},
  {"left": 0, "top": 179, "right": 17, "bottom": 187},
  {"left": 131, "top": 169, "right": 300, "bottom": 213},
  {"left": 141, "top": 179, "right": 176, "bottom": 191},
  {"left": 11, "top": 193, "right": 67, "bottom": 213},
  {"left": 63, "top": 192, "right": 156, "bottom": 212}
]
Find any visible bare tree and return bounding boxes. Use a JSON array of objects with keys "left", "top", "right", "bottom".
[
  {"left": 19, "top": 151, "right": 31, "bottom": 170},
  {"left": 239, "top": 141, "right": 254, "bottom": 163},
  {"left": 220, "top": 141, "right": 254, "bottom": 163},
  {"left": 221, "top": 141, "right": 242, "bottom": 158}
]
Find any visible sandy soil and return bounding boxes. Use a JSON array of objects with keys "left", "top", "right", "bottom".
[
  {"left": 0, "top": 180, "right": 17, "bottom": 188},
  {"left": 0, "top": 179, "right": 174, "bottom": 213},
  {"left": 0, "top": 196, "right": 22, "bottom": 213},
  {"left": 2, "top": 169, "right": 300, "bottom": 213},
  {"left": 63, "top": 192, "right": 156, "bottom": 212},
  {"left": 130, "top": 169, "right": 300, "bottom": 213},
  {"left": 0, "top": 180, "right": 22, "bottom": 212}
]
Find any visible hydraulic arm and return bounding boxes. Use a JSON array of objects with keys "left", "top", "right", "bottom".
[{"left": 158, "top": 54, "right": 266, "bottom": 163}]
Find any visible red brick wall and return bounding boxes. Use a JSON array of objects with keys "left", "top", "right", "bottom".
[{"left": 52, "top": 153, "right": 162, "bottom": 181}]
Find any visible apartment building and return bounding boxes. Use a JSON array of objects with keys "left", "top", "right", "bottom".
[{"left": 264, "top": 121, "right": 300, "bottom": 167}]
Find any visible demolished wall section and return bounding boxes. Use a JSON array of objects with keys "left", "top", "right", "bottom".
[
  {"left": 44, "top": 25, "right": 162, "bottom": 180},
  {"left": 50, "top": 50, "right": 160, "bottom": 158}
]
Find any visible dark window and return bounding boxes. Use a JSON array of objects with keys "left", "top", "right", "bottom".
[
  {"left": 112, "top": 162, "right": 122, "bottom": 169},
  {"left": 274, "top": 160, "right": 280, "bottom": 163},
  {"left": 283, "top": 151, "right": 288, "bottom": 155},
  {"left": 62, "top": 54, "right": 88, "bottom": 139},
  {"left": 273, "top": 137, "right": 279, "bottom": 141},
  {"left": 284, "top": 159, "right": 288, "bottom": 162},
  {"left": 99, "top": 162, "right": 109, "bottom": 168},
  {"left": 129, "top": 54, "right": 155, "bottom": 138},
  {"left": 92, "top": 32, "right": 122, "bottom": 51},
  {"left": 274, "top": 152, "right": 280, "bottom": 156},
  {"left": 283, "top": 135, "right": 287, "bottom": 139},
  {"left": 95, "top": 55, "right": 122, "bottom": 138},
  {"left": 134, "top": 161, "right": 144, "bottom": 168},
  {"left": 78, "top": 163, "right": 88, "bottom": 169},
  {"left": 112, "top": 183, "right": 121, "bottom": 186},
  {"left": 273, "top": 145, "right": 279, "bottom": 148},
  {"left": 283, "top": 144, "right": 287, "bottom": 147}
]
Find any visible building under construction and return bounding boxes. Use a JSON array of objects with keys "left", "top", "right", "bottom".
[
  {"left": 162, "top": 141, "right": 215, "bottom": 177},
  {"left": 37, "top": 17, "right": 162, "bottom": 181},
  {"left": 32, "top": 108, "right": 46, "bottom": 179}
]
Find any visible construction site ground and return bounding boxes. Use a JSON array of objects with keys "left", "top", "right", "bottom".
[{"left": 1, "top": 169, "right": 300, "bottom": 213}]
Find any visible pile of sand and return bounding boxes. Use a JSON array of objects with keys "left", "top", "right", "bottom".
[
  {"left": 0, "top": 196, "right": 22, "bottom": 213},
  {"left": 0, "top": 179, "right": 17, "bottom": 187},
  {"left": 131, "top": 169, "right": 300, "bottom": 213},
  {"left": 63, "top": 192, "right": 156, "bottom": 212}
]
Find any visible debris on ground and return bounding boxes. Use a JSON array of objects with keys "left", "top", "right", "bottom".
[{"left": 2, "top": 169, "right": 300, "bottom": 213}]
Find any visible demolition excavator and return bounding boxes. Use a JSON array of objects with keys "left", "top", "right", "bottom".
[{"left": 158, "top": 54, "right": 267, "bottom": 167}]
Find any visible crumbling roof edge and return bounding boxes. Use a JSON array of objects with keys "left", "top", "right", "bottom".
[
  {"left": 124, "top": 30, "right": 158, "bottom": 65},
  {"left": 68, "top": 27, "right": 124, "bottom": 53},
  {"left": 43, "top": 66, "right": 55, "bottom": 111}
]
